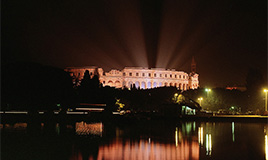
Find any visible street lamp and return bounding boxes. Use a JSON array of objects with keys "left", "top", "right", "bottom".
[
  {"left": 198, "top": 97, "right": 203, "bottom": 106},
  {"left": 205, "top": 88, "right": 211, "bottom": 97},
  {"left": 174, "top": 93, "right": 179, "bottom": 102},
  {"left": 264, "top": 89, "right": 268, "bottom": 112}
]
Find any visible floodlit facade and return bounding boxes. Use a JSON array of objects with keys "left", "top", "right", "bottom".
[{"left": 65, "top": 66, "right": 199, "bottom": 90}]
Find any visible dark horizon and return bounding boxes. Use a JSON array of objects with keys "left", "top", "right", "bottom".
[{"left": 2, "top": 0, "right": 267, "bottom": 88}]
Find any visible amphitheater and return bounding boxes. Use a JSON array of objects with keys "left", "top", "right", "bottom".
[{"left": 65, "top": 66, "right": 199, "bottom": 90}]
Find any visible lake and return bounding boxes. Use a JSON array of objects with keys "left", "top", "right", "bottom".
[{"left": 1, "top": 120, "right": 267, "bottom": 160}]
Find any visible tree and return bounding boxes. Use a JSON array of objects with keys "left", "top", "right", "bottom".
[{"left": 245, "top": 68, "right": 266, "bottom": 111}]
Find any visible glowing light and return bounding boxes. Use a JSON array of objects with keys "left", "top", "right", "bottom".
[
  {"left": 264, "top": 89, "right": 268, "bottom": 112},
  {"left": 232, "top": 122, "right": 235, "bottom": 142},
  {"left": 76, "top": 108, "right": 104, "bottom": 111},
  {"left": 205, "top": 88, "right": 211, "bottom": 92},
  {"left": 206, "top": 134, "right": 212, "bottom": 156},
  {"left": 4, "top": 111, "right": 28, "bottom": 114},
  {"left": 198, "top": 127, "right": 203, "bottom": 146},
  {"left": 175, "top": 127, "right": 178, "bottom": 147},
  {"left": 198, "top": 97, "right": 203, "bottom": 106},
  {"left": 264, "top": 135, "right": 268, "bottom": 160},
  {"left": 185, "top": 122, "right": 192, "bottom": 135},
  {"left": 66, "top": 111, "right": 87, "bottom": 114}
]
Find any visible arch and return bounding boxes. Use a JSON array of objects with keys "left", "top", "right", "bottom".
[
  {"left": 148, "top": 82, "right": 152, "bottom": 88},
  {"left": 174, "top": 83, "right": 178, "bottom": 87},
  {"left": 159, "top": 82, "right": 163, "bottom": 87},
  {"left": 153, "top": 82, "right": 157, "bottom": 88},
  {"left": 128, "top": 81, "right": 133, "bottom": 88},
  {"left": 179, "top": 83, "right": 182, "bottom": 90},
  {"left": 115, "top": 80, "right": 121, "bottom": 88},
  {"left": 108, "top": 80, "right": 113, "bottom": 87},
  {"left": 135, "top": 81, "right": 140, "bottom": 89},
  {"left": 141, "top": 81, "right": 146, "bottom": 89},
  {"left": 183, "top": 84, "right": 185, "bottom": 90},
  {"left": 164, "top": 82, "right": 168, "bottom": 86},
  {"left": 170, "top": 82, "right": 173, "bottom": 86}
]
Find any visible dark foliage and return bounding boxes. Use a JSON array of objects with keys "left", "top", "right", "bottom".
[{"left": 2, "top": 62, "right": 75, "bottom": 111}]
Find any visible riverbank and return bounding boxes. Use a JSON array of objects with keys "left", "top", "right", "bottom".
[{"left": 1, "top": 111, "right": 267, "bottom": 124}]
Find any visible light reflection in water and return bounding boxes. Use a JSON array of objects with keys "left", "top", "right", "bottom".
[
  {"left": 198, "top": 127, "right": 203, "bottom": 146},
  {"left": 0, "top": 123, "right": 28, "bottom": 130},
  {"left": 175, "top": 127, "right": 178, "bottom": 147},
  {"left": 75, "top": 122, "right": 103, "bottom": 136},
  {"left": 1, "top": 121, "right": 267, "bottom": 159},
  {"left": 232, "top": 122, "right": 235, "bottom": 142},
  {"left": 97, "top": 139, "right": 199, "bottom": 160},
  {"left": 265, "top": 125, "right": 268, "bottom": 160},
  {"left": 265, "top": 135, "right": 268, "bottom": 160},
  {"left": 206, "top": 134, "right": 212, "bottom": 156}
]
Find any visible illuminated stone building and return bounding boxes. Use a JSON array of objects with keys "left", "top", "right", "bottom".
[{"left": 65, "top": 65, "right": 199, "bottom": 90}]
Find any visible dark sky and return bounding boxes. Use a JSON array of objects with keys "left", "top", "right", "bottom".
[{"left": 2, "top": 0, "right": 267, "bottom": 88}]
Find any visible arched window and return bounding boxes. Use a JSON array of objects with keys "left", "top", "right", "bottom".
[
  {"left": 108, "top": 80, "right": 113, "bottom": 86},
  {"left": 153, "top": 82, "right": 157, "bottom": 88},
  {"left": 128, "top": 81, "right": 133, "bottom": 88},
  {"left": 141, "top": 81, "right": 146, "bottom": 89},
  {"left": 115, "top": 81, "right": 121, "bottom": 88},
  {"left": 148, "top": 82, "right": 152, "bottom": 88},
  {"left": 159, "top": 82, "right": 163, "bottom": 87},
  {"left": 135, "top": 81, "right": 140, "bottom": 89}
]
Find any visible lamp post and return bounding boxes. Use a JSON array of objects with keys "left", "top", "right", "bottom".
[
  {"left": 264, "top": 89, "right": 268, "bottom": 112},
  {"left": 174, "top": 93, "right": 178, "bottom": 103},
  {"left": 198, "top": 97, "right": 203, "bottom": 106},
  {"left": 205, "top": 88, "right": 211, "bottom": 97}
]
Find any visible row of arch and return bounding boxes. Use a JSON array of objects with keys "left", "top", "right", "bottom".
[
  {"left": 127, "top": 81, "right": 188, "bottom": 90},
  {"left": 104, "top": 80, "right": 189, "bottom": 90}
]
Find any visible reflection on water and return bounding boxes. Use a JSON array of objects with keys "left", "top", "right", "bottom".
[
  {"left": 205, "top": 134, "right": 212, "bottom": 156},
  {"left": 1, "top": 121, "right": 267, "bottom": 160},
  {"left": 265, "top": 135, "right": 268, "bottom": 160},
  {"left": 265, "top": 126, "right": 268, "bottom": 160},
  {"left": 75, "top": 122, "right": 103, "bottom": 136},
  {"left": 198, "top": 127, "right": 203, "bottom": 146},
  {"left": 232, "top": 122, "right": 235, "bottom": 142},
  {"left": 96, "top": 138, "right": 199, "bottom": 160}
]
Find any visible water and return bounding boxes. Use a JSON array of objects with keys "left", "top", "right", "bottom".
[{"left": 1, "top": 120, "right": 267, "bottom": 160}]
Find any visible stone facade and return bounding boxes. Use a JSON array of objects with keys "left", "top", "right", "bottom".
[{"left": 65, "top": 67, "right": 199, "bottom": 90}]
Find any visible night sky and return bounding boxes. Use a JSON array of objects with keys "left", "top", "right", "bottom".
[{"left": 2, "top": 0, "right": 267, "bottom": 88}]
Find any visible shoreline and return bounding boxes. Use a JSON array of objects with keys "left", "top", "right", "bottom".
[{"left": 1, "top": 112, "right": 267, "bottom": 124}]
